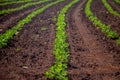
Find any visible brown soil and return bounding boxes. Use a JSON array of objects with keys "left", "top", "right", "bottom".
[
  {"left": 0, "top": 0, "right": 51, "bottom": 10},
  {"left": 0, "top": 0, "right": 120, "bottom": 80},
  {"left": 107, "top": 0, "right": 120, "bottom": 13},
  {"left": 91, "top": 0, "right": 120, "bottom": 35},
  {"left": 0, "top": 1, "right": 51, "bottom": 33},
  {"left": 0, "top": 0, "right": 71, "bottom": 80},
  {"left": 0, "top": 2, "right": 27, "bottom": 10},
  {"left": 67, "top": 0, "right": 120, "bottom": 80}
]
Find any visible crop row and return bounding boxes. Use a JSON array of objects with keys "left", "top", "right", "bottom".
[
  {"left": 45, "top": 0, "right": 79, "bottom": 80},
  {"left": 0, "top": 0, "right": 12, "bottom": 3},
  {"left": 102, "top": 0, "right": 120, "bottom": 17},
  {"left": 114, "top": 0, "right": 120, "bottom": 4},
  {"left": 0, "top": 0, "right": 49, "bottom": 15},
  {"left": 0, "top": 0, "right": 29, "bottom": 2},
  {"left": 0, "top": 0, "right": 33, "bottom": 6},
  {"left": 85, "top": 0, "right": 120, "bottom": 45},
  {"left": 0, "top": 0, "right": 64, "bottom": 48}
]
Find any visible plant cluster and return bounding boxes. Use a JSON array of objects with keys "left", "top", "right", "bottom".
[
  {"left": 0, "top": 0, "right": 33, "bottom": 6},
  {"left": 85, "top": 0, "right": 120, "bottom": 45},
  {"left": 116, "top": 38, "right": 120, "bottom": 45},
  {"left": 0, "top": 0, "right": 63, "bottom": 48},
  {"left": 102, "top": 0, "right": 120, "bottom": 17},
  {"left": 45, "top": 0, "right": 79, "bottom": 80},
  {"left": 0, "top": 0, "right": 49, "bottom": 15},
  {"left": 0, "top": 0, "right": 11, "bottom": 2},
  {"left": 0, "top": 0, "right": 33, "bottom": 2},
  {"left": 114, "top": 0, "right": 120, "bottom": 4}
]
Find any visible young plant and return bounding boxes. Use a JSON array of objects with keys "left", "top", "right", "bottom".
[
  {"left": 0, "top": 0, "right": 33, "bottom": 6},
  {"left": 0, "top": 0, "right": 49, "bottom": 15},
  {"left": 41, "top": 26, "right": 47, "bottom": 31},
  {"left": 85, "top": 0, "right": 119, "bottom": 45},
  {"left": 0, "top": 0, "right": 64, "bottom": 48},
  {"left": 45, "top": 0, "right": 79, "bottom": 80},
  {"left": 114, "top": 0, "right": 120, "bottom": 4},
  {"left": 102, "top": 0, "right": 120, "bottom": 17},
  {"left": 116, "top": 38, "right": 120, "bottom": 45},
  {"left": 52, "top": 16, "right": 57, "bottom": 21}
]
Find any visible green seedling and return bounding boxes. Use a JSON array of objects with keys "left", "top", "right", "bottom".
[
  {"left": 0, "top": 0, "right": 33, "bottom": 6},
  {"left": 52, "top": 16, "right": 57, "bottom": 21},
  {"left": 0, "top": 0, "right": 49, "bottom": 15},
  {"left": 85, "top": 0, "right": 119, "bottom": 45},
  {"left": 116, "top": 38, "right": 120, "bottom": 45},
  {"left": 41, "top": 26, "right": 47, "bottom": 31},
  {"left": 15, "top": 47, "right": 20, "bottom": 52},
  {"left": 102, "top": 0, "right": 120, "bottom": 17},
  {"left": 0, "top": 0, "right": 64, "bottom": 48},
  {"left": 46, "top": 0, "right": 79, "bottom": 80},
  {"left": 114, "top": 0, "right": 120, "bottom": 4}
]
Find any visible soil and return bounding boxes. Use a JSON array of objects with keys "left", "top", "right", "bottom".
[
  {"left": 0, "top": 1, "right": 52, "bottom": 33},
  {"left": 107, "top": 0, "right": 120, "bottom": 13},
  {"left": 66, "top": 0, "right": 120, "bottom": 80},
  {"left": 0, "top": 0, "right": 71, "bottom": 80},
  {"left": 0, "top": 0, "right": 41, "bottom": 10},
  {"left": 0, "top": 0, "right": 120, "bottom": 80},
  {"left": 0, "top": 2, "right": 27, "bottom": 10},
  {"left": 91, "top": 0, "right": 120, "bottom": 35}
]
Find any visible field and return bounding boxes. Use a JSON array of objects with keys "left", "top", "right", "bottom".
[{"left": 0, "top": 0, "right": 120, "bottom": 80}]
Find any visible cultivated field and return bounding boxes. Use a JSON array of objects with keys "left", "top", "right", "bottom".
[{"left": 0, "top": 0, "right": 120, "bottom": 80}]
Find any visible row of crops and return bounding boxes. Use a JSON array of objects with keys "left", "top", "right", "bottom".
[
  {"left": 0, "top": 0, "right": 34, "bottom": 3},
  {"left": 0, "top": 0, "right": 78, "bottom": 79},
  {"left": 0, "top": 1, "right": 119, "bottom": 46},
  {"left": 102, "top": 0, "right": 120, "bottom": 17},
  {"left": 0, "top": 0, "right": 120, "bottom": 80},
  {"left": 45, "top": 1, "right": 79, "bottom": 79},
  {"left": 85, "top": 0, "right": 120, "bottom": 45},
  {"left": 0, "top": 0, "right": 34, "bottom": 6},
  {"left": 115, "top": 0, "right": 120, "bottom": 4},
  {"left": 1, "top": 0, "right": 117, "bottom": 46},
  {"left": 0, "top": 0, "right": 60, "bottom": 48},
  {"left": 0, "top": 0, "right": 50, "bottom": 14}
]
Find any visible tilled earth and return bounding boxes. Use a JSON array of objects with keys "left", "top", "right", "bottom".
[
  {"left": 0, "top": 0, "right": 71, "bottom": 80},
  {"left": 0, "top": 0, "right": 120, "bottom": 80},
  {"left": 67, "top": 0, "right": 120, "bottom": 80},
  {"left": 0, "top": 1, "right": 52, "bottom": 33},
  {"left": 91, "top": 0, "right": 120, "bottom": 35}
]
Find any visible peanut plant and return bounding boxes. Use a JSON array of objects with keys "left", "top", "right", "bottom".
[
  {"left": 45, "top": 0, "right": 79, "bottom": 80},
  {"left": 102, "top": 0, "right": 120, "bottom": 17},
  {"left": 0, "top": 0, "right": 49, "bottom": 15},
  {"left": 85, "top": 0, "right": 120, "bottom": 45},
  {"left": 0, "top": 0, "right": 64, "bottom": 48}
]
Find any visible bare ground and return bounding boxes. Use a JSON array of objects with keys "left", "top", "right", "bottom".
[
  {"left": 0, "top": 0, "right": 120, "bottom": 80},
  {"left": 0, "top": 1, "right": 51, "bottom": 33},
  {"left": 67, "top": 0, "right": 120, "bottom": 80},
  {"left": 0, "top": 0, "right": 71, "bottom": 80}
]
